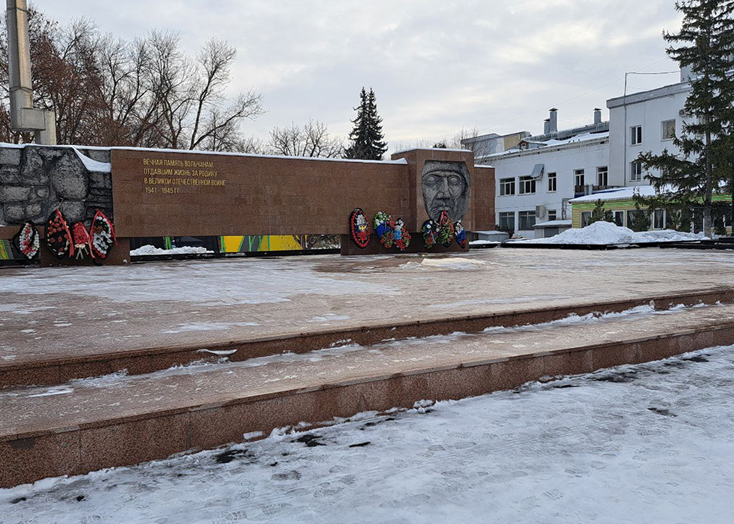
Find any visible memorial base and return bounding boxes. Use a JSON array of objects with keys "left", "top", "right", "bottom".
[{"left": 340, "top": 234, "right": 469, "bottom": 256}]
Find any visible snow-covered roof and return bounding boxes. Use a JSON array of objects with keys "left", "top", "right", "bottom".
[
  {"left": 607, "top": 81, "right": 690, "bottom": 109},
  {"left": 483, "top": 131, "right": 609, "bottom": 160},
  {"left": 569, "top": 185, "right": 662, "bottom": 204},
  {"left": 0, "top": 142, "right": 410, "bottom": 166}
]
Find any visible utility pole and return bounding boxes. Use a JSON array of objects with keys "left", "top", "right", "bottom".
[{"left": 6, "top": 0, "right": 56, "bottom": 144}]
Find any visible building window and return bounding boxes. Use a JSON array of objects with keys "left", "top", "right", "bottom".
[
  {"left": 661, "top": 119, "right": 676, "bottom": 140},
  {"left": 547, "top": 210, "right": 557, "bottom": 221},
  {"left": 518, "top": 211, "right": 536, "bottom": 230},
  {"left": 581, "top": 212, "right": 591, "bottom": 227},
  {"left": 574, "top": 169, "right": 585, "bottom": 188},
  {"left": 547, "top": 172, "right": 557, "bottom": 192},
  {"left": 519, "top": 176, "right": 536, "bottom": 195},
  {"left": 499, "top": 178, "right": 515, "bottom": 196},
  {"left": 630, "top": 161, "right": 643, "bottom": 181},
  {"left": 627, "top": 209, "right": 649, "bottom": 230},
  {"left": 498, "top": 212, "right": 515, "bottom": 232},
  {"left": 630, "top": 125, "right": 643, "bottom": 145},
  {"left": 597, "top": 166, "right": 608, "bottom": 187},
  {"left": 653, "top": 209, "right": 665, "bottom": 229},
  {"left": 613, "top": 211, "right": 625, "bottom": 227}
]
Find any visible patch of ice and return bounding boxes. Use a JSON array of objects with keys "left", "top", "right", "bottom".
[
  {"left": 0, "top": 259, "right": 397, "bottom": 306},
  {"left": 309, "top": 314, "right": 351, "bottom": 322},
  {"left": 196, "top": 349, "right": 238, "bottom": 356},
  {"left": 401, "top": 257, "right": 486, "bottom": 271},
  {"left": 27, "top": 386, "right": 74, "bottom": 398},
  {"left": 162, "top": 322, "right": 259, "bottom": 334}
]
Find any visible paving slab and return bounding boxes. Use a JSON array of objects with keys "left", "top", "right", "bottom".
[
  {"left": 3, "top": 296, "right": 734, "bottom": 487},
  {"left": 2, "top": 249, "right": 734, "bottom": 370},
  {"left": 2, "top": 301, "right": 733, "bottom": 440}
]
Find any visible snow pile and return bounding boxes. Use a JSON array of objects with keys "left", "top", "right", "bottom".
[
  {"left": 130, "top": 245, "right": 213, "bottom": 256},
  {"left": 525, "top": 221, "right": 706, "bottom": 245},
  {"left": 401, "top": 257, "right": 486, "bottom": 271},
  {"left": 3, "top": 345, "right": 734, "bottom": 523}
]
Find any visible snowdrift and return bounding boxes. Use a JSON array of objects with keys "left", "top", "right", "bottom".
[{"left": 523, "top": 221, "right": 706, "bottom": 245}]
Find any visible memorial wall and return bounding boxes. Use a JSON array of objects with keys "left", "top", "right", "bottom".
[
  {"left": 111, "top": 147, "right": 494, "bottom": 238},
  {"left": 0, "top": 144, "right": 495, "bottom": 262}
]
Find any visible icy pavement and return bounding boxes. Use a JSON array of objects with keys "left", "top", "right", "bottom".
[
  {"left": 4, "top": 249, "right": 734, "bottom": 366},
  {"left": 3, "top": 345, "right": 734, "bottom": 524}
]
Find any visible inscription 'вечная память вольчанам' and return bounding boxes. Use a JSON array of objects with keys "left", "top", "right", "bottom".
[{"left": 141, "top": 157, "right": 226, "bottom": 195}]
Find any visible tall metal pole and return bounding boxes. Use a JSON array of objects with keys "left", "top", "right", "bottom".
[{"left": 6, "top": 0, "right": 56, "bottom": 144}]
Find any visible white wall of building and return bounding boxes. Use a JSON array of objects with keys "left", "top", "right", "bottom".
[
  {"left": 488, "top": 136, "right": 609, "bottom": 238},
  {"left": 607, "top": 81, "right": 690, "bottom": 187}
]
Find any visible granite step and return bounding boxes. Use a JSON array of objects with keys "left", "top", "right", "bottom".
[
  {"left": 2, "top": 301, "right": 734, "bottom": 488},
  {"left": 2, "top": 287, "right": 733, "bottom": 389}
]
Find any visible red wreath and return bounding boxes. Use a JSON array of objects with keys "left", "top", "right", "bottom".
[
  {"left": 72, "top": 221, "right": 92, "bottom": 259},
  {"left": 349, "top": 208, "right": 371, "bottom": 248},
  {"left": 45, "top": 209, "right": 74, "bottom": 259}
]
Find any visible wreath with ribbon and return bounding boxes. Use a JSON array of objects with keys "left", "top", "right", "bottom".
[
  {"left": 373, "top": 211, "right": 395, "bottom": 247},
  {"left": 438, "top": 211, "right": 454, "bottom": 247},
  {"left": 12, "top": 221, "right": 40, "bottom": 260},
  {"left": 392, "top": 218, "right": 411, "bottom": 251},
  {"left": 90, "top": 209, "right": 117, "bottom": 260},
  {"left": 421, "top": 219, "right": 438, "bottom": 249},
  {"left": 45, "top": 209, "right": 74, "bottom": 259},
  {"left": 349, "top": 208, "right": 371, "bottom": 248},
  {"left": 454, "top": 220, "right": 468, "bottom": 248},
  {"left": 72, "top": 222, "right": 92, "bottom": 259}
]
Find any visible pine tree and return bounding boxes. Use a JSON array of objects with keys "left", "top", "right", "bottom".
[
  {"left": 637, "top": 0, "right": 734, "bottom": 237},
  {"left": 344, "top": 88, "right": 388, "bottom": 160}
]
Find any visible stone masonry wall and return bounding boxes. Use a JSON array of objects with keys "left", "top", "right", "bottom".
[{"left": 0, "top": 145, "right": 113, "bottom": 227}]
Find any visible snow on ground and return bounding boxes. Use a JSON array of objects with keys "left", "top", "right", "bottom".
[
  {"left": 3, "top": 345, "right": 734, "bottom": 524},
  {"left": 523, "top": 221, "right": 707, "bottom": 245},
  {"left": 130, "top": 245, "right": 213, "bottom": 256},
  {"left": 0, "top": 258, "right": 398, "bottom": 306},
  {"left": 400, "top": 257, "right": 486, "bottom": 271}
]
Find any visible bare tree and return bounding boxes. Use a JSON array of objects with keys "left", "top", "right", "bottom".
[
  {"left": 268, "top": 119, "right": 343, "bottom": 158},
  {"left": 0, "top": 7, "right": 263, "bottom": 150}
]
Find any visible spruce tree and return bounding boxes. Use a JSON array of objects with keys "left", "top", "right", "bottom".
[
  {"left": 344, "top": 88, "right": 388, "bottom": 160},
  {"left": 637, "top": 0, "right": 734, "bottom": 237},
  {"left": 588, "top": 200, "right": 613, "bottom": 225}
]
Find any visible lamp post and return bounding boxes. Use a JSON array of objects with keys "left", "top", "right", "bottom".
[{"left": 6, "top": 0, "right": 56, "bottom": 144}]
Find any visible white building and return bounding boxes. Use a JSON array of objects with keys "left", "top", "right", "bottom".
[
  {"left": 606, "top": 70, "right": 691, "bottom": 187},
  {"left": 461, "top": 131, "right": 531, "bottom": 158},
  {"left": 483, "top": 109, "right": 610, "bottom": 238}
]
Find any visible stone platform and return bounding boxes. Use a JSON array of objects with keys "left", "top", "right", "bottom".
[{"left": 3, "top": 248, "right": 734, "bottom": 487}]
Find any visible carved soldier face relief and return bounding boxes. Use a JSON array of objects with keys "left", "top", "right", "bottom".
[{"left": 421, "top": 161, "right": 471, "bottom": 222}]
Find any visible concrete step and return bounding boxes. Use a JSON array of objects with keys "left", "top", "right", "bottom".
[
  {"left": 3, "top": 288, "right": 733, "bottom": 389},
  {"left": 2, "top": 301, "right": 734, "bottom": 488}
]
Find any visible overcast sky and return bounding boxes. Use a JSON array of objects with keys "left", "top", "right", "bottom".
[{"left": 38, "top": 0, "right": 683, "bottom": 153}]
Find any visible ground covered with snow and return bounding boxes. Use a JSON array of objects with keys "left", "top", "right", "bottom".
[
  {"left": 3, "top": 345, "right": 734, "bottom": 523},
  {"left": 130, "top": 245, "right": 213, "bottom": 256},
  {"left": 524, "top": 221, "right": 707, "bottom": 245}
]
